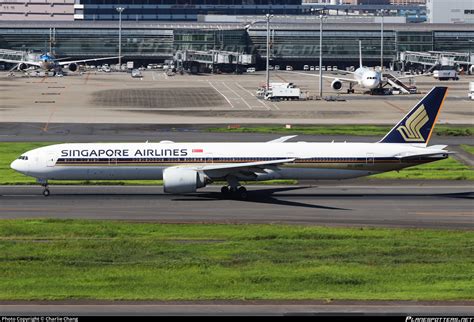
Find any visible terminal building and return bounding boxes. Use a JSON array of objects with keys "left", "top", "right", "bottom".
[
  {"left": 0, "top": 20, "right": 472, "bottom": 69},
  {"left": 1, "top": 0, "right": 427, "bottom": 21}
]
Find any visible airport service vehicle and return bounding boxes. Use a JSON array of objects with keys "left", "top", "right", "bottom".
[
  {"left": 11, "top": 87, "right": 450, "bottom": 198},
  {"left": 274, "top": 65, "right": 280, "bottom": 70},
  {"left": 310, "top": 66, "right": 315, "bottom": 71},
  {"left": 469, "top": 82, "right": 474, "bottom": 100},
  {"left": 246, "top": 67, "right": 256, "bottom": 73},
  {"left": 303, "top": 65, "right": 309, "bottom": 71},
  {"left": 286, "top": 65, "right": 294, "bottom": 71},
  {"left": 265, "top": 85, "right": 301, "bottom": 100},
  {"left": 433, "top": 67, "right": 458, "bottom": 81},
  {"left": 0, "top": 49, "right": 119, "bottom": 74},
  {"left": 131, "top": 69, "right": 142, "bottom": 78}
]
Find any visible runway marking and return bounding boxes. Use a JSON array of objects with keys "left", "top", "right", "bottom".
[
  {"left": 236, "top": 83, "right": 271, "bottom": 110},
  {"left": 83, "top": 72, "right": 91, "bottom": 85},
  {"left": 384, "top": 101, "right": 406, "bottom": 113},
  {"left": 208, "top": 81, "right": 234, "bottom": 108},
  {"left": 236, "top": 83, "right": 255, "bottom": 97},
  {"left": 41, "top": 103, "right": 60, "bottom": 132},
  {"left": 222, "top": 82, "right": 253, "bottom": 109},
  {"left": 276, "top": 74, "right": 288, "bottom": 83},
  {"left": 412, "top": 212, "right": 474, "bottom": 217}
]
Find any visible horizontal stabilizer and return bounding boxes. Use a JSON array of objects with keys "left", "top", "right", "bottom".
[
  {"left": 394, "top": 151, "right": 450, "bottom": 160},
  {"left": 267, "top": 135, "right": 297, "bottom": 143}
]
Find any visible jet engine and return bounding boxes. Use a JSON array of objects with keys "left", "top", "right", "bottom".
[
  {"left": 331, "top": 79, "right": 343, "bottom": 91},
  {"left": 18, "top": 63, "right": 28, "bottom": 71},
  {"left": 163, "top": 168, "right": 209, "bottom": 194},
  {"left": 68, "top": 63, "right": 78, "bottom": 72}
]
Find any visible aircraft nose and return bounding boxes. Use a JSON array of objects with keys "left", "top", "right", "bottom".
[
  {"left": 10, "top": 160, "right": 20, "bottom": 172},
  {"left": 10, "top": 159, "right": 27, "bottom": 173}
]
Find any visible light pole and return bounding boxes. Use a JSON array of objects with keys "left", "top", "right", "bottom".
[
  {"left": 318, "top": 13, "right": 327, "bottom": 99},
  {"left": 265, "top": 13, "right": 274, "bottom": 94},
  {"left": 379, "top": 9, "right": 385, "bottom": 70},
  {"left": 116, "top": 7, "right": 125, "bottom": 69}
]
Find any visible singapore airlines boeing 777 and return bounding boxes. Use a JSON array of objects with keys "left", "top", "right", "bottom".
[{"left": 11, "top": 86, "right": 449, "bottom": 198}]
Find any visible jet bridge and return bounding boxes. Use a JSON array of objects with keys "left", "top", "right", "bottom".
[
  {"left": 0, "top": 49, "right": 26, "bottom": 62},
  {"left": 173, "top": 50, "right": 255, "bottom": 74},
  {"left": 399, "top": 51, "right": 474, "bottom": 74}
]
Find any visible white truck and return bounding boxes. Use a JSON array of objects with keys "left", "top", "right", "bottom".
[
  {"left": 433, "top": 66, "right": 458, "bottom": 81},
  {"left": 469, "top": 82, "right": 474, "bottom": 100},
  {"left": 265, "top": 84, "right": 302, "bottom": 100}
]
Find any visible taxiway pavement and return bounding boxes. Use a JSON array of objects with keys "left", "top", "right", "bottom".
[
  {"left": 1, "top": 184, "right": 472, "bottom": 229},
  {"left": 1, "top": 301, "right": 473, "bottom": 316}
]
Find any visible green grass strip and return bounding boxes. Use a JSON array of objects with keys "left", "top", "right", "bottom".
[
  {"left": 0, "top": 220, "right": 472, "bottom": 301},
  {"left": 460, "top": 145, "right": 474, "bottom": 155},
  {"left": 371, "top": 157, "right": 474, "bottom": 180},
  {"left": 207, "top": 125, "right": 474, "bottom": 137}
]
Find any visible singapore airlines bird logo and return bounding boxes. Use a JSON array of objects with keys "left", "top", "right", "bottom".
[{"left": 396, "top": 105, "right": 429, "bottom": 142}]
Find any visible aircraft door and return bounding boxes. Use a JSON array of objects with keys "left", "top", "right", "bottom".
[
  {"left": 46, "top": 153, "right": 56, "bottom": 167},
  {"left": 204, "top": 153, "right": 213, "bottom": 164},
  {"left": 366, "top": 153, "right": 374, "bottom": 166}
]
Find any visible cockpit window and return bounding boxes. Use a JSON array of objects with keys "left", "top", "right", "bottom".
[{"left": 18, "top": 155, "right": 28, "bottom": 160}]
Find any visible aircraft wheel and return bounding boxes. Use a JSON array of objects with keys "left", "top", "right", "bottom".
[
  {"left": 43, "top": 189, "right": 50, "bottom": 197},
  {"left": 221, "top": 186, "right": 231, "bottom": 195},
  {"left": 237, "top": 186, "right": 248, "bottom": 199}
]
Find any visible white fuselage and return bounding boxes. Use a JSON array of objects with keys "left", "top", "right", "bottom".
[
  {"left": 353, "top": 67, "right": 382, "bottom": 89},
  {"left": 10, "top": 142, "right": 447, "bottom": 182}
]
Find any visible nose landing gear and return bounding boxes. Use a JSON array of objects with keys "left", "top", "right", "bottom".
[{"left": 38, "top": 179, "right": 50, "bottom": 197}]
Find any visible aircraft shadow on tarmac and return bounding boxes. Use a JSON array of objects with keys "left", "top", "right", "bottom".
[
  {"left": 171, "top": 187, "right": 474, "bottom": 210},
  {"left": 172, "top": 186, "right": 351, "bottom": 211}
]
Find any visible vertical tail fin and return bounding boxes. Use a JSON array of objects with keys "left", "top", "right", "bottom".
[
  {"left": 378, "top": 86, "right": 448, "bottom": 145},
  {"left": 359, "top": 40, "right": 363, "bottom": 68}
]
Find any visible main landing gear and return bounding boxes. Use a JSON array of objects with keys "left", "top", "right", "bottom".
[
  {"left": 221, "top": 176, "right": 248, "bottom": 199},
  {"left": 221, "top": 185, "right": 248, "bottom": 199},
  {"left": 347, "top": 83, "right": 355, "bottom": 94}
]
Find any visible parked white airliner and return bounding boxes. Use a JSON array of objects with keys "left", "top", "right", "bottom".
[
  {"left": 290, "top": 41, "right": 428, "bottom": 94},
  {"left": 1, "top": 50, "right": 119, "bottom": 74},
  {"left": 11, "top": 87, "right": 449, "bottom": 198}
]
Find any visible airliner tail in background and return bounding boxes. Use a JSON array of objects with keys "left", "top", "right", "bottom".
[{"left": 379, "top": 86, "right": 448, "bottom": 145}]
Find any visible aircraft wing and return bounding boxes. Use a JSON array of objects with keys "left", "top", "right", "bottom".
[
  {"left": 190, "top": 158, "right": 295, "bottom": 179},
  {"left": 385, "top": 73, "right": 432, "bottom": 80},
  {"left": 57, "top": 56, "right": 121, "bottom": 66},
  {"left": 0, "top": 58, "right": 42, "bottom": 67},
  {"left": 287, "top": 71, "right": 357, "bottom": 84}
]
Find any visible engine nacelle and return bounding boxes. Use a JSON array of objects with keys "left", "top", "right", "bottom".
[
  {"left": 470, "top": 65, "right": 474, "bottom": 74},
  {"left": 68, "top": 63, "right": 78, "bottom": 72},
  {"left": 331, "top": 79, "right": 343, "bottom": 91},
  {"left": 18, "top": 63, "right": 28, "bottom": 71},
  {"left": 163, "top": 168, "right": 208, "bottom": 194}
]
